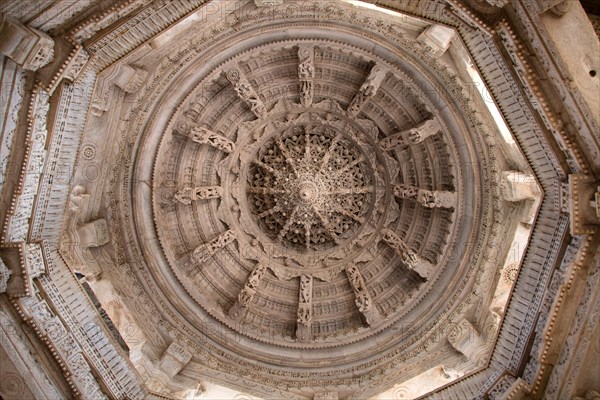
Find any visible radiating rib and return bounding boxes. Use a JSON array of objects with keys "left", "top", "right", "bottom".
[
  {"left": 254, "top": 160, "right": 278, "bottom": 175},
  {"left": 258, "top": 205, "right": 281, "bottom": 218},
  {"left": 247, "top": 187, "right": 289, "bottom": 195},
  {"left": 304, "top": 222, "right": 311, "bottom": 249},
  {"left": 312, "top": 207, "right": 341, "bottom": 244},
  {"left": 277, "top": 205, "right": 300, "bottom": 241},
  {"left": 275, "top": 137, "right": 298, "bottom": 175},
  {"left": 328, "top": 185, "right": 374, "bottom": 195},
  {"left": 333, "top": 204, "right": 365, "bottom": 223},
  {"left": 318, "top": 134, "right": 342, "bottom": 172},
  {"left": 335, "top": 155, "right": 365, "bottom": 175}
]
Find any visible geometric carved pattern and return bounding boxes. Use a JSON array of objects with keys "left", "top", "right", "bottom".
[{"left": 247, "top": 125, "right": 374, "bottom": 249}]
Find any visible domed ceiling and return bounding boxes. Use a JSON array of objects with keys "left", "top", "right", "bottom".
[
  {"left": 152, "top": 41, "right": 467, "bottom": 349},
  {"left": 52, "top": 0, "right": 557, "bottom": 398}
]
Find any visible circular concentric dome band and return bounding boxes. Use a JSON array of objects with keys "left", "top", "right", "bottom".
[{"left": 127, "top": 13, "right": 495, "bottom": 388}]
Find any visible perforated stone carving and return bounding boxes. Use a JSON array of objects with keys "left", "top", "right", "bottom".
[{"left": 247, "top": 124, "right": 374, "bottom": 250}]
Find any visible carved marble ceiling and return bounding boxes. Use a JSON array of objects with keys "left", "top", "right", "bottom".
[
  {"left": 1, "top": 0, "right": 598, "bottom": 399},
  {"left": 72, "top": 1, "right": 527, "bottom": 397}
]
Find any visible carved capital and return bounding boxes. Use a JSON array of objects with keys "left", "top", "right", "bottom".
[
  {"left": 500, "top": 171, "right": 541, "bottom": 202},
  {"left": 448, "top": 319, "right": 487, "bottom": 365},
  {"left": 0, "top": 13, "right": 54, "bottom": 70},
  {"left": 90, "top": 63, "right": 147, "bottom": 116},
  {"left": 158, "top": 342, "right": 192, "bottom": 379},
  {"left": 417, "top": 24, "right": 455, "bottom": 58}
]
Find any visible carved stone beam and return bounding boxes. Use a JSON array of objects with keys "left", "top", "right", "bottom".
[
  {"left": 500, "top": 171, "right": 541, "bottom": 202},
  {"left": 298, "top": 45, "right": 315, "bottom": 107},
  {"left": 228, "top": 262, "right": 267, "bottom": 321},
  {"left": 174, "top": 186, "right": 222, "bottom": 205},
  {"left": 192, "top": 230, "right": 236, "bottom": 264},
  {"left": 447, "top": 319, "right": 487, "bottom": 365},
  {"left": 296, "top": 274, "right": 313, "bottom": 342},
  {"left": 189, "top": 126, "right": 236, "bottom": 154},
  {"left": 379, "top": 117, "right": 441, "bottom": 151},
  {"left": 0, "top": 13, "right": 54, "bottom": 71},
  {"left": 347, "top": 64, "right": 387, "bottom": 117},
  {"left": 393, "top": 184, "right": 456, "bottom": 209},
  {"left": 382, "top": 229, "right": 433, "bottom": 279},
  {"left": 345, "top": 263, "right": 380, "bottom": 325},
  {"left": 158, "top": 342, "right": 192, "bottom": 379},
  {"left": 226, "top": 66, "right": 267, "bottom": 118}
]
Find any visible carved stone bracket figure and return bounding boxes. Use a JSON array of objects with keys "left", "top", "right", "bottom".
[
  {"left": 345, "top": 264, "right": 380, "bottom": 325},
  {"left": 192, "top": 230, "right": 236, "bottom": 264},
  {"left": 296, "top": 274, "right": 313, "bottom": 342},
  {"left": 394, "top": 184, "right": 456, "bottom": 209},
  {"left": 382, "top": 229, "right": 432, "bottom": 279},
  {"left": 226, "top": 67, "right": 267, "bottom": 118},
  {"left": 447, "top": 319, "right": 487, "bottom": 366},
  {"left": 90, "top": 63, "right": 147, "bottom": 116},
  {"left": 228, "top": 263, "right": 267, "bottom": 321},
  {"left": 298, "top": 45, "right": 315, "bottom": 107},
  {"left": 393, "top": 184, "right": 419, "bottom": 201},
  {"left": 379, "top": 117, "right": 441, "bottom": 151},
  {"left": 347, "top": 64, "right": 387, "bottom": 117},
  {"left": 189, "top": 126, "right": 236, "bottom": 154},
  {"left": 0, "top": 13, "right": 54, "bottom": 71},
  {"left": 174, "top": 186, "right": 222, "bottom": 205}
]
